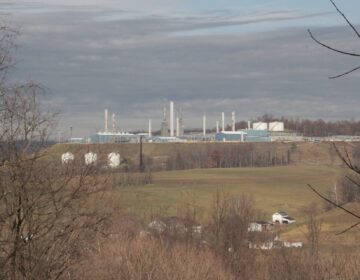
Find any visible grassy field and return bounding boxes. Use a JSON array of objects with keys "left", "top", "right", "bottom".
[
  {"left": 111, "top": 165, "right": 341, "bottom": 222},
  {"left": 104, "top": 165, "right": 360, "bottom": 247}
]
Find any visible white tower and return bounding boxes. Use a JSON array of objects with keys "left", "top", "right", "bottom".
[
  {"left": 222, "top": 112, "right": 225, "bottom": 132},
  {"left": 104, "top": 109, "right": 108, "bottom": 133},
  {"left": 248, "top": 121, "right": 251, "bottom": 130},
  {"left": 203, "top": 115, "right": 206, "bottom": 136},
  {"left": 176, "top": 117, "right": 180, "bottom": 137},
  {"left": 232, "top": 112, "right": 235, "bottom": 132},
  {"left": 149, "top": 119, "right": 152, "bottom": 137},
  {"left": 112, "top": 113, "right": 116, "bottom": 132},
  {"left": 170, "top": 101, "right": 174, "bottom": 137},
  {"left": 216, "top": 121, "right": 219, "bottom": 133}
]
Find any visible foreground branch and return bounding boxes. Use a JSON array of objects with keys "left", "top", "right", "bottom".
[{"left": 307, "top": 184, "right": 360, "bottom": 234}]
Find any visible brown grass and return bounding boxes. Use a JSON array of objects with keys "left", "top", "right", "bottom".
[{"left": 78, "top": 236, "right": 233, "bottom": 280}]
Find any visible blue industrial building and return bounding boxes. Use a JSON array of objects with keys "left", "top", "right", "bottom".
[
  {"left": 215, "top": 130, "right": 270, "bottom": 142},
  {"left": 215, "top": 131, "right": 246, "bottom": 142},
  {"left": 89, "top": 132, "right": 139, "bottom": 143}
]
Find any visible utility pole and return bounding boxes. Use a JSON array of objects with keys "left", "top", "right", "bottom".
[{"left": 69, "top": 126, "right": 73, "bottom": 142}]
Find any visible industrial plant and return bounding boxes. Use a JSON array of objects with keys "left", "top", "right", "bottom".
[
  {"left": 65, "top": 101, "right": 360, "bottom": 144},
  {"left": 71, "top": 101, "right": 288, "bottom": 144}
]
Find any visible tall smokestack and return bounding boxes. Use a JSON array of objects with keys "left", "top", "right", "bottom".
[
  {"left": 248, "top": 121, "right": 251, "bottom": 130},
  {"left": 216, "top": 121, "right": 219, "bottom": 133},
  {"left": 112, "top": 113, "right": 116, "bottom": 132},
  {"left": 203, "top": 115, "right": 206, "bottom": 136},
  {"left": 232, "top": 112, "right": 235, "bottom": 132},
  {"left": 149, "top": 119, "right": 152, "bottom": 137},
  {"left": 222, "top": 112, "right": 225, "bottom": 132},
  {"left": 170, "top": 101, "right": 174, "bottom": 137},
  {"left": 176, "top": 117, "right": 180, "bottom": 137},
  {"left": 104, "top": 109, "right": 108, "bottom": 133}
]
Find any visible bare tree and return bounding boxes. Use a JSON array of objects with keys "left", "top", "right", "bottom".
[
  {"left": 308, "top": 144, "right": 360, "bottom": 235},
  {"left": 206, "top": 191, "right": 259, "bottom": 278},
  {"left": 308, "top": 1, "right": 360, "bottom": 235},
  {"left": 308, "top": 0, "right": 360, "bottom": 79},
  {"left": 302, "top": 203, "right": 322, "bottom": 258},
  {"left": 0, "top": 22, "right": 108, "bottom": 280}
]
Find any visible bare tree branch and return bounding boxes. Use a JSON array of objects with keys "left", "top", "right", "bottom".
[
  {"left": 333, "top": 144, "right": 360, "bottom": 174},
  {"left": 309, "top": 1, "right": 360, "bottom": 78},
  {"left": 308, "top": 29, "right": 360, "bottom": 57},
  {"left": 336, "top": 221, "right": 360, "bottom": 235},
  {"left": 329, "top": 0, "right": 360, "bottom": 38},
  {"left": 329, "top": 65, "right": 360, "bottom": 79},
  {"left": 307, "top": 184, "right": 360, "bottom": 220},
  {"left": 344, "top": 175, "right": 360, "bottom": 189}
]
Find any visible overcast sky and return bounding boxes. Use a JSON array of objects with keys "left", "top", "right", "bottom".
[{"left": 1, "top": 0, "right": 360, "bottom": 137}]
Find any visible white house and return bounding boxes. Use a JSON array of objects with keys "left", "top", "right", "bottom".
[{"left": 272, "top": 211, "right": 295, "bottom": 224}]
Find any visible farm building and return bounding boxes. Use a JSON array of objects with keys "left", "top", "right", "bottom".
[
  {"left": 148, "top": 216, "right": 202, "bottom": 237},
  {"left": 248, "top": 221, "right": 274, "bottom": 232}
]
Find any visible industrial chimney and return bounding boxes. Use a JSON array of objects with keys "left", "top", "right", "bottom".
[
  {"left": 232, "top": 112, "right": 235, "bottom": 132},
  {"left": 104, "top": 109, "right": 108, "bottom": 133},
  {"left": 149, "top": 119, "right": 152, "bottom": 137},
  {"left": 176, "top": 117, "right": 180, "bottom": 137},
  {"left": 222, "top": 112, "right": 225, "bottom": 132},
  {"left": 170, "top": 101, "right": 174, "bottom": 137},
  {"left": 112, "top": 113, "right": 116, "bottom": 132}
]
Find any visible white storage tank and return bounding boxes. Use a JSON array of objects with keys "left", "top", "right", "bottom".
[
  {"left": 269, "top": 122, "right": 284, "bottom": 132},
  {"left": 61, "top": 152, "right": 74, "bottom": 164},
  {"left": 84, "top": 152, "right": 97, "bottom": 165},
  {"left": 108, "top": 152, "right": 121, "bottom": 168},
  {"left": 252, "top": 122, "right": 268, "bottom": 130}
]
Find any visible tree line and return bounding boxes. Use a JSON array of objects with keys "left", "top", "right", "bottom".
[
  {"left": 165, "top": 143, "right": 292, "bottom": 170},
  {"left": 253, "top": 114, "right": 360, "bottom": 137}
]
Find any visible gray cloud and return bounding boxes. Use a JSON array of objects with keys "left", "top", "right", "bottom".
[{"left": 4, "top": 6, "right": 360, "bottom": 136}]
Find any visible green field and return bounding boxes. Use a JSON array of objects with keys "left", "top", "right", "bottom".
[
  {"left": 105, "top": 165, "right": 360, "bottom": 247},
  {"left": 112, "top": 165, "right": 341, "bottom": 222}
]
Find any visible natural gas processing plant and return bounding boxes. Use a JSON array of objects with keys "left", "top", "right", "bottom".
[
  {"left": 65, "top": 101, "right": 359, "bottom": 144},
  {"left": 70, "top": 101, "right": 303, "bottom": 144}
]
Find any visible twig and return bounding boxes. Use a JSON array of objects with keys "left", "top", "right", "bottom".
[
  {"left": 308, "top": 29, "right": 360, "bottom": 57},
  {"left": 307, "top": 184, "right": 360, "bottom": 220},
  {"left": 329, "top": 0, "right": 360, "bottom": 38},
  {"left": 345, "top": 175, "right": 360, "bottom": 189},
  {"left": 336, "top": 222, "right": 360, "bottom": 235},
  {"left": 329, "top": 66, "right": 360, "bottom": 79}
]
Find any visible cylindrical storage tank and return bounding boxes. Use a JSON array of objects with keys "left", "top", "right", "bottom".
[
  {"left": 252, "top": 122, "right": 268, "bottom": 130},
  {"left": 269, "top": 122, "right": 284, "bottom": 132},
  {"left": 61, "top": 152, "right": 74, "bottom": 164},
  {"left": 84, "top": 152, "right": 97, "bottom": 165},
  {"left": 108, "top": 152, "right": 121, "bottom": 168}
]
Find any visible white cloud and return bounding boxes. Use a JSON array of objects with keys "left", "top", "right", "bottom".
[{"left": 6, "top": 4, "right": 359, "bottom": 135}]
